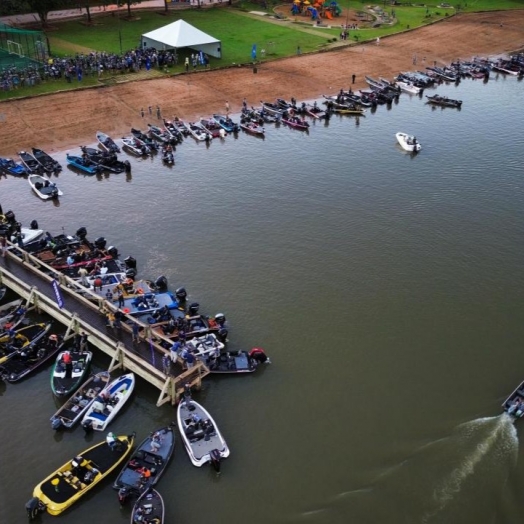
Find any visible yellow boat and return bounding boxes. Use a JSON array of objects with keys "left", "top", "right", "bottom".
[
  {"left": 0, "top": 322, "right": 51, "bottom": 365},
  {"left": 29, "top": 433, "right": 134, "bottom": 517}
]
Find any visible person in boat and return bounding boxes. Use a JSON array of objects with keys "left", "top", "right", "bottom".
[
  {"left": 508, "top": 398, "right": 524, "bottom": 417},
  {"left": 150, "top": 431, "right": 162, "bottom": 453},
  {"left": 106, "top": 431, "right": 119, "bottom": 451},
  {"left": 137, "top": 466, "right": 152, "bottom": 482},
  {"left": 62, "top": 350, "right": 72, "bottom": 365}
]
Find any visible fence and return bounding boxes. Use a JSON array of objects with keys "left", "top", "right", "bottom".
[{"left": 0, "top": 22, "right": 48, "bottom": 70}]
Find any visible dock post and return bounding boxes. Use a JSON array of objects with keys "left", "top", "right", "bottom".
[
  {"left": 0, "top": 268, "right": 3, "bottom": 286},
  {"left": 64, "top": 313, "right": 79, "bottom": 340}
]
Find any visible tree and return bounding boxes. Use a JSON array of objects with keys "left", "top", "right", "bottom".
[
  {"left": 26, "top": 0, "right": 71, "bottom": 27},
  {"left": 118, "top": 0, "right": 142, "bottom": 19},
  {"left": 0, "top": 0, "right": 29, "bottom": 17}
]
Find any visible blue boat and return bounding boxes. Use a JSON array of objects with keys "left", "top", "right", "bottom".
[
  {"left": 0, "top": 157, "right": 27, "bottom": 176},
  {"left": 122, "top": 292, "right": 182, "bottom": 318},
  {"left": 213, "top": 114, "right": 240, "bottom": 133},
  {"left": 66, "top": 154, "right": 103, "bottom": 175}
]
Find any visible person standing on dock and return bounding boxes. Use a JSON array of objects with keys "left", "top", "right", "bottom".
[
  {"left": 0, "top": 235, "right": 7, "bottom": 257},
  {"left": 80, "top": 332, "right": 88, "bottom": 352},
  {"left": 117, "top": 289, "right": 125, "bottom": 309},
  {"left": 78, "top": 266, "right": 89, "bottom": 287},
  {"left": 132, "top": 322, "right": 140, "bottom": 343},
  {"left": 162, "top": 353, "right": 171, "bottom": 376}
]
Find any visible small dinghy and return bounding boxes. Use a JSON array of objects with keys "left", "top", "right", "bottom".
[
  {"left": 81, "top": 372, "right": 135, "bottom": 432},
  {"left": 51, "top": 348, "right": 92, "bottom": 397},
  {"left": 50, "top": 371, "right": 111, "bottom": 430},
  {"left": 66, "top": 154, "right": 103, "bottom": 175},
  {"left": 177, "top": 385, "right": 230, "bottom": 471},
  {"left": 19, "top": 150, "right": 43, "bottom": 174},
  {"left": 0, "top": 157, "right": 27, "bottom": 176},
  {"left": 32, "top": 148, "right": 62, "bottom": 173},
  {"left": 395, "top": 132, "right": 421, "bottom": 152},
  {"left": 28, "top": 174, "right": 63, "bottom": 200},
  {"left": 96, "top": 131, "right": 121, "bottom": 153},
  {"left": 114, "top": 423, "right": 175, "bottom": 499},
  {"left": 0, "top": 332, "right": 63, "bottom": 383},
  {"left": 130, "top": 488, "right": 165, "bottom": 524},
  {"left": 204, "top": 348, "right": 270, "bottom": 374},
  {"left": 27, "top": 433, "right": 135, "bottom": 518}
]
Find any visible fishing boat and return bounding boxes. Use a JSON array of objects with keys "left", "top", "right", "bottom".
[
  {"left": 0, "top": 299, "right": 25, "bottom": 331},
  {"left": 122, "top": 136, "right": 151, "bottom": 156},
  {"left": 163, "top": 118, "right": 186, "bottom": 142},
  {"left": 32, "top": 148, "right": 62, "bottom": 173},
  {"left": 51, "top": 348, "right": 92, "bottom": 397},
  {"left": 96, "top": 131, "right": 121, "bottom": 153},
  {"left": 147, "top": 124, "right": 176, "bottom": 145},
  {"left": 426, "top": 94, "right": 463, "bottom": 108},
  {"left": 161, "top": 145, "right": 174, "bottom": 165},
  {"left": 199, "top": 118, "right": 225, "bottom": 138},
  {"left": 395, "top": 80, "right": 422, "bottom": 95},
  {"left": 50, "top": 371, "right": 111, "bottom": 430},
  {"left": 131, "top": 128, "right": 159, "bottom": 151},
  {"left": 113, "top": 423, "right": 175, "bottom": 497},
  {"left": 81, "top": 372, "right": 135, "bottom": 432},
  {"left": 303, "top": 103, "right": 328, "bottom": 119},
  {"left": 0, "top": 157, "right": 27, "bottom": 176},
  {"left": 26, "top": 433, "right": 134, "bottom": 518},
  {"left": 260, "top": 101, "right": 284, "bottom": 117},
  {"left": 212, "top": 114, "right": 240, "bottom": 133},
  {"left": 66, "top": 154, "right": 103, "bottom": 175},
  {"left": 121, "top": 291, "right": 181, "bottom": 318},
  {"left": 151, "top": 312, "right": 228, "bottom": 342},
  {"left": 0, "top": 322, "right": 51, "bottom": 364},
  {"left": 396, "top": 132, "right": 422, "bottom": 152},
  {"left": 282, "top": 115, "right": 310, "bottom": 130},
  {"left": 204, "top": 348, "right": 270, "bottom": 374},
  {"left": 185, "top": 122, "right": 212, "bottom": 141},
  {"left": 80, "top": 146, "right": 131, "bottom": 173},
  {"left": 185, "top": 333, "right": 225, "bottom": 359},
  {"left": 28, "top": 174, "right": 63, "bottom": 200},
  {"left": 18, "top": 150, "right": 43, "bottom": 174},
  {"left": 502, "top": 380, "right": 524, "bottom": 421},
  {"left": 0, "top": 332, "right": 63, "bottom": 382},
  {"left": 239, "top": 121, "right": 265, "bottom": 137},
  {"left": 177, "top": 386, "right": 230, "bottom": 471},
  {"left": 130, "top": 489, "right": 164, "bottom": 524}
]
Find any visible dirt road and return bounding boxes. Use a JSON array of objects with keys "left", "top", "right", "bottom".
[{"left": 1, "top": 10, "right": 523, "bottom": 157}]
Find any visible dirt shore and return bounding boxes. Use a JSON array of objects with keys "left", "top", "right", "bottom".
[{"left": 1, "top": 10, "right": 523, "bottom": 157}]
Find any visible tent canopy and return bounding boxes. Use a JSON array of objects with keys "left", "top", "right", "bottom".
[{"left": 141, "top": 20, "right": 221, "bottom": 59}]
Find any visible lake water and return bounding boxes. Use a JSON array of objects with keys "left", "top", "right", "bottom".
[{"left": 1, "top": 72, "right": 524, "bottom": 524}]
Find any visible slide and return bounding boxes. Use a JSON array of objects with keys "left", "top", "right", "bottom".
[
  {"left": 335, "top": 5, "right": 342, "bottom": 15},
  {"left": 324, "top": 10, "right": 333, "bottom": 19}
]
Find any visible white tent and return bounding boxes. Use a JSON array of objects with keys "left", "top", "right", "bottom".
[{"left": 141, "top": 20, "right": 221, "bottom": 59}]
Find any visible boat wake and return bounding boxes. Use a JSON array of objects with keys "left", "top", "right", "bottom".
[{"left": 294, "top": 414, "right": 518, "bottom": 524}]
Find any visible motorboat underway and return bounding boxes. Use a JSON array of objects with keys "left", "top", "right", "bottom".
[
  {"left": 28, "top": 174, "right": 63, "bottom": 200},
  {"left": 27, "top": 433, "right": 134, "bottom": 518},
  {"left": 396, "top": 132, "right": 421, "bottom": 152},
  {"left": 81, "top": 372, "right": 135, "bottom": 432},
  {"left": 177, "top": 385, "right": 230, "bottom": 471},
  {"left": 50, "top": 371, "right": 111, "bottom": 430},
  {"left": 113, "top": 423, "right": 175, "bottom": 497},
  {"left": 51, "top": 348, "right": 93, "bottom": 397},
  {"left": 130, "top": 489, "right": 165, "bottom": 524},
  {"left": 426, "top": 94, "right": 463, "bottom": 108},
  {"left": 503, "top": 380, "right": 524, "bottom": 421},
  {"left": 96, "top": 131, "right": 121, "bottom": 153}
]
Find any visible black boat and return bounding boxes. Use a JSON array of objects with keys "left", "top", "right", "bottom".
[
  {"left": 131, "top": 128, "right": 159, "bottom": 151},
  {"left": 147, "top": 124, "right": 176, "bottom": 145},
  {"left": 204, "top": 348, "right": 270, "bottom": 374},
  {"left": 426, "top": 94, "right": 463, "bottom": 108},
  {"left": 96, "top": 131, "right": 121, "bottom": 153},
  {"left": 32, "top": 148, "right": 62, "bottom": 173},
  {"left": 0, "top": 331, "right": 63, "bottom": 382},
  {"left": 114, "top": 424, "right": 175, "bottom": 499},
  {"left": 80, "top": 146, "right": 131, "bottom": 173},
  {"left": 130, "top": 489, "right": 164, "bottom": 524},
  {"left": 18, "top": 151, "right": 42, "bottom": 174}
]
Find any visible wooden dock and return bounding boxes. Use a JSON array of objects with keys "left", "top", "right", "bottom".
[{"left": 0, "top": 241, "right": 209, "bottom": 405}]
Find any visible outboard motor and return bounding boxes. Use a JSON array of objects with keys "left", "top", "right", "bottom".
[
  {"left": 188, "top": 302, "right": 199, "bottom": 316},
  {"left": 124, "top": 256, "right": 137, "bottom": 270},
  {"left": 118, "top": 487, "right": 131, "bottom": 507},
  {"left": 154, "top": 276, "right": 168, "bottom": 293},
  {"left": 175, "top": 287, "right": 187, "bottom": 302},
  {"left": 107, "top": 246, "right": 118, "bottom": 258},
  {"left": 82, "top": 420, "right": 94, "bottom": 434},
  {"left": 51, "top": 417, "right": 62, "bottom": 431},
  {"left": 217, "top": 327, "right": 228, "bottom": 342},
  {"left": 5, "top": 209, "right": 15, "bottom": 223},
  {"left": 25, "top": 497, "right": 46, "bottom": 520},
  {"left": 215, "top": 313, "right": 226, "bottom": 327},
  {"left": 209, "top": 449, "right": 222, "bottom": 473},
  {"left": 124, "top": 160, "right": 131, "bottom": 172},
  {"left": 30, "top": 219, "right": 39, "bottom": 230},
  {"left": 94, "top": 236, "right": 107, "bottom": 249},
  {"left": 125, "top": 268, "right": 137, "bottom": 280},
  {"left": 76, "top": 227, "right": 87, "bottom": 239}
]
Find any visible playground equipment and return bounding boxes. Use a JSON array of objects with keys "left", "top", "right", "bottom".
[{"left": 306, "top": 6, "right": 319, "bottom": 20}]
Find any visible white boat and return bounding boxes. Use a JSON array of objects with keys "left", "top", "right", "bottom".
[
  {"left": 96, "top": 131, "right": 121, "bottom": 153},
  {"left": 177, "top": 386, "right": 230, "bottom": 471},
  {"left": 0, "top": 299, "right": 24, "bottom": 330},
  {"left": 51, "top": 349, "right": 93, "bottom": 397},
  {"left": 185, "top": 122, "right": 212, "bottom": 141},
  {"left": 185, "top": 333, "right": 225, "bottom": 359},
  {"left": 50, "top": 371, "right": 111, "bottom": 430},
  {"left": 396, "top": 132, "right": 422, "bottom": 152},
  {"left": 81, "top": 372, "right": 135, "bottom": 432},
  {"left": 28, "top": 174, "right": 63, "bottom": 200},
  {"left": 10, "top": 226, "right": 45, "bottom": 247},
  {"left": 121, "top": 137, "right": 151, "bottom": 156},
  {"left": 396, "top": 80, "right": 422, "bottom": 94}
]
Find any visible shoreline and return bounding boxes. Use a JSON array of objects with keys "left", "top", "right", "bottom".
[{"left": 0, "top": 10, "right": 523, "bottom": 158}]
